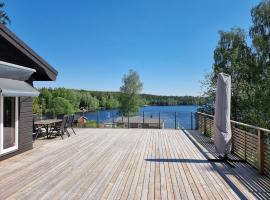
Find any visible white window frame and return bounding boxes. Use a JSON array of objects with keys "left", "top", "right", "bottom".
[{"left": 0, "top": 95, "right": 19, "bottom": 155}]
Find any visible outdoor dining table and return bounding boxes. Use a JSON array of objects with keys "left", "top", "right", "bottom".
[{"left": 34, "top": 119, "right": 62, "bottom": 138}]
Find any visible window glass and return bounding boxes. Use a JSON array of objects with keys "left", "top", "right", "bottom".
[{"left": 3, "top": 97, "right": 16, "bottom": 149}]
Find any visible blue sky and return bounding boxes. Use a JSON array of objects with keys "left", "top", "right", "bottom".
[{"left": 5, "top": 0, "right": 259, "bottom": 96}]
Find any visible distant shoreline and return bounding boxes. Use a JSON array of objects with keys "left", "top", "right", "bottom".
[{"left": 79, "top": 104, "right": 200, "bottom": 113}]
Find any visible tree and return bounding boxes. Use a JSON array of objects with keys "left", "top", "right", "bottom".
[
  {"left": 106, "top": 96, "right": 119, "bottom": 109},
  {"left": 0, "top": 2, "right": 10, "bottom": 25},
  {"left": 202, "top": 0, "right": 270, "bottom": 128},
  {"left": 202, "top": 28, "right": 255, "bottom": 120},
  {"left": 100, "top": 96, "right": 107, "bottom": 108},
  {"left": 38, "top": 88, "right": 53, "bottom": 113},
  {"left": 250, "top": 0, "right": 270, "bottom": 63},
  {"left": 212, "top": 28, "right": 255, "bottom": 121},
  {"left": 119, "top": 69, "right": 143, "bottom": 114},
  {"left": 50, "top": 97, "right": 74, "bottom": 117},
  {"left": 33, "top": 97, "right": 39, "bottom": 114},
  {"left": 249, "top": 0, "right": 270, "bottom": 127},
  {"left": 87, "top": 95, "right": 99, "bottom": 111}
]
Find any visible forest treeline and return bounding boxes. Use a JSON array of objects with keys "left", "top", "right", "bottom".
[
  {"left": 141, "top": 94, "right": 209, "bottom": 106},
  {"left": 34, "top": 87, "right": 208, "bottom": 116}
]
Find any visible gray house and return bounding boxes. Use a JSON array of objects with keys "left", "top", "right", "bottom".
[{"left": 0, "top": 24, "right": 58, "bottom": 160}]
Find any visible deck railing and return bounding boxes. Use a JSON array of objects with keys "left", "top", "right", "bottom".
[{"left": 195, "top": 112, "right": 270, "bottom": 176}]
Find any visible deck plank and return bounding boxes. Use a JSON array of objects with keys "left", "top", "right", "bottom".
[{"left": 0, "top": 128, "right": 268, "bottom": 200}]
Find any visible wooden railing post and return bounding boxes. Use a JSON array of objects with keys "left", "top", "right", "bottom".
[
  {"left": 258, "top": 129, "right": 264, "bottom": 175},
  {"left": 231, "top": 122, "right": 235, "bottom": 154},
  {"left": 244, "top": 131, "right": 247, "bottom": 161}
]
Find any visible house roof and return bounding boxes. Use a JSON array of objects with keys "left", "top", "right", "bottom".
[{"left": 0, "top": 24, "right": 58, "bottom": 81}]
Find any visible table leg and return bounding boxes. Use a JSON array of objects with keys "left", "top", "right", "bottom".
[{"left": 46, "top": 125, "right": 49, "bottom": 139}]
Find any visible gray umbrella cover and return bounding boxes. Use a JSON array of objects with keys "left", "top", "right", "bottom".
[{"left": 214, "top": 73, "right": 232, "bottom": 155}]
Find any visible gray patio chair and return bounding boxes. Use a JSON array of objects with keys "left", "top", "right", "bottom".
[
  {"left": 67, "top": 115, "right": 76, "bottom": 135},
  {"left": 50, "top": 115, "right": 69, "bottom": 139},
  {"left": 33, "top": 123, "right": 47, "bottom": 140},
  {"left": 63, "top": 115, "right": 71, "bottom": 137}
]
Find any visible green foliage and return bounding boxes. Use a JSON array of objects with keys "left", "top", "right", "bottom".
[
  {"left": 37, "top": 87, "right": 208, "bottom": 117},
  {"left": 106, "top": 96, "right": 119, "bottom": 109},
  {"left": 141, "top": 94, "right": 209, "bottom": 105},
  {"left": 38, "top": 88, "right": 53, "bottom": 113},
  {"left": 250, "top": 0, "right": 270, "bottom": 61},
  {"left": 120, "top": 69, "right": 143, "bottom": 94},
  {"left": 203, "top": 0, "right": 270, "bottom": 128},
  {"left": 37, "top": 88, "right": 120, "bottom": 116},
  {"left": 0, "top": 2, "right": 10, "bottom": 25},
  {"left": 88, "top": 95, "right": 99, "bottom": 111},
  {"left": 119, "top": 70, "right": 143, "bottom": 114},
  {"left": 49, "top": 97, "right": 75, "bottom": 117},
  {"left": 100, "top": 96, "right": 107, "bottom": 108},
  {"left": 33, "top": 97, "right": 39, "bottom": 114}
]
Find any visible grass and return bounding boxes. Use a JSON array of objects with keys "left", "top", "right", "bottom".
[{"left": 84, "top": 120, "right": 98, "bottom": 128}]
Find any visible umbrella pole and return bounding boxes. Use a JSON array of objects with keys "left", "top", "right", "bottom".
[
  {"left": 208, "top": 154, "right": 245, "bottom": 168},
  {"left": 207, "top": 154, "right": 233, "bottom": 168}
]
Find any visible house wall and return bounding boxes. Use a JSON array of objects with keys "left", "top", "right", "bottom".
[{"left": 0, "top": 97, "right": 33, "bottom": 161}]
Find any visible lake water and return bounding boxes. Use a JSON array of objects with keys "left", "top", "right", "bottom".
[{"left": 80, "top": 105, "right": 198, "bottom": 129}]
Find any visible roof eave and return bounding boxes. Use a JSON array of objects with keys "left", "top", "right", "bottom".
[{"left": 0, "top": 24, "right": 58, "bottom": 81}]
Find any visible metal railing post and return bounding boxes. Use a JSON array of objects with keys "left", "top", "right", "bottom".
[
  {"left": 112, "top": 112, "right": 114, "bottom": 124},
  {"left": 128, "top": 112, "right": 130, "bottom": 128},
  {"left": 143, "top": 112, "right": 144, "bottom": 128},
  {"left": 204, "top": 115, "right": 206, "bottom": 135},
  {"left": 159, "top": 112, "right": 161, "bottom": 129},
  {"left": 97, "top": 111, "right": 99, "bottom": 128},
  {"left": 191, "top": 112, "right": 193, "bottom": 130},
  {"left": 175, "top": 112, "right": 177, "bottom": 129},
  {"left": 195, "top": 112, "right": 198, "bottom": 130}
]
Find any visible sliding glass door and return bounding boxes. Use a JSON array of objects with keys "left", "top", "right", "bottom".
[{"left": 0, "top": 96, "right": 18, "bottom": 154}]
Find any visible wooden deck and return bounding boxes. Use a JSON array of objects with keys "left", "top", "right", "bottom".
[{"left": 0, "top": 128, "right": 269, "bottom": 200}]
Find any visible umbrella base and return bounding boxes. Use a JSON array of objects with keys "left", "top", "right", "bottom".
[{"left": 208, "top": 154, "right": 245, "bottom": 168}]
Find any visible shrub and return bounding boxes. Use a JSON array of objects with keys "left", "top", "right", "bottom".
[{"left": 84, "top": 120, "right": 98, "bottom": 128}]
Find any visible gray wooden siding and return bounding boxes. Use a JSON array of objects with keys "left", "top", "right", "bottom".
[{"left": 0, "top": 97, "right": 33, "bottom": 160}]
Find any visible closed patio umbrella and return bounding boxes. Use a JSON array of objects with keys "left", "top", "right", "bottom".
[{"left": 214, "top": 73, "right": 232, "bottom": 158}]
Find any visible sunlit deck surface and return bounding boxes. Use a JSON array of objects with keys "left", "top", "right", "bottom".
[{"left": 0, "top": 128, "right": 269, "bottom": 200}]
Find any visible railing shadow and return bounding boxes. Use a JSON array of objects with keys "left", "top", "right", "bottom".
[
  {"left": 185, "top": 130, "right": 270, "bottom": 200},
  {"left": 145, "top": 158, "right": 209, "bottom": 163}
]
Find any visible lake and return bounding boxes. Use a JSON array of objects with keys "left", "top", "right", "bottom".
[{"left": 80, "top": 105, "right": 198, "bottom": 129}]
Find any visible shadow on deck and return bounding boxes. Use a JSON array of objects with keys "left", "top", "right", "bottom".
[{"left": 186, "top": 130, "right": 270, "bottom": 200}]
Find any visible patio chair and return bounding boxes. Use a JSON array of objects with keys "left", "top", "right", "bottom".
[
  {"left": 50, "top": 115, "right": 69, "bottom": 139},
  {"left": 63, "top": 115, "right": 71, "bottom": 137},
  {"left": 67, "top": 115, "right": 76, "bottom": 135},
  {"left": 33, "top": 123, "right": 47, "bottom": 141}
]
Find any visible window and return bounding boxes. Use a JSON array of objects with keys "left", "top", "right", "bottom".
[{"left": 0, "top": 96, "right": 18, "bottom": 154}]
